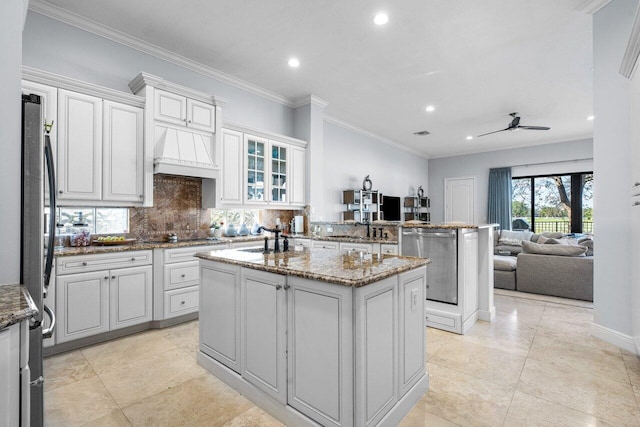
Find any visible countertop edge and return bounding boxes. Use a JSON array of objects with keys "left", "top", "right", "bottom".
[{"left": 0, "top": 284, "right": 39, "bottom": 330}]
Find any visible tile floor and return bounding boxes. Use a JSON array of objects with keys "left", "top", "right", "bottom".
[{"left": 43, "top": 291, "right": 640, "bottom": 426}]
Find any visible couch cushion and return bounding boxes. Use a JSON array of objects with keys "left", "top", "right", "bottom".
[
  {"left": 495, "top": 244, "right": 523, "bottom": 256},
  {"left": 498, "top": 230, "right": 534, "bottom": 246},
  {"left": 494, "top": 255, "right": 517, "bottom": 271},
  {"left": 521, "top": 240, "right": 587, "bottom": 256}
]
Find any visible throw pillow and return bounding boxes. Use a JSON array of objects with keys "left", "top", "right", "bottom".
[
  {"left": 521, "top": 240, "right": 587, "bottom": 256},
  {"left": 578, "top": 238, "right": 594, "bottom": 256},
  {"left": 499, "top": 230, "right": 534, "bottom": 246}
]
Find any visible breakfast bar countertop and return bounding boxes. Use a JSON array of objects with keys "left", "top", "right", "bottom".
[
  {"left": 195, "top": 247, "right": 429, "bottom": 287},
  {"left": 0, "top": 284, "right": 38, "bottom": 330}
]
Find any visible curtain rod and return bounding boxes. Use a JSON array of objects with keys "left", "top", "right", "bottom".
[{"left": 509, "top": 157, "right": 593, "bottom": 169}]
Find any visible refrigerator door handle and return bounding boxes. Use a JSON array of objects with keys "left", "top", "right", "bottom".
[
  {"left": 42, "top": 304, "right": 55, "bottom": 339},
  {"left": 43, "top": 133, "right": 56, "bottom": 289}
]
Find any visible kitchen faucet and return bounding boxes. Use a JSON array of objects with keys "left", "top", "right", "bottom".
[
  {"left": 355, "top": 221, "right": 371, "bottom": 238},
  {"left": 258, "top": 225, "right": 282, "bottom": 252}
]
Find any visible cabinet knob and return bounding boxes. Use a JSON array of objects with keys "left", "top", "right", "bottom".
[
  {"left": 181, "top": 274, "right": 186, "bottom": 278},
  {"left": 284, "top": 284, "right": 290, "bottom": 290},
  {"left": 104, "top": 276, "right": 109, "bottom": 280},
  {"left": 131, "top": 258, "right": 136, "bottom": 261},
  {"left": 82, "top": 262, "right": 87, "bottom": 266},
  {"left": 275, "top": 285, "right": 282, "bottom": 290},
  {"left": 188, "top": 120, "right": 192, "bottom": 123},
  {"left": 635, "top": 182, "right": 640, "bottom": 187},
  {"left": 59, "top": 190, "right": 63, "bottom": 194},
  {"left": 634, "top": 201, "right": 640, "bottom": 206},
  {"left": 139, "top": 195, "right": 143, "bottom": 199},
  {"left": 181, "top": 300, "right": 186, "bottom": 305}
]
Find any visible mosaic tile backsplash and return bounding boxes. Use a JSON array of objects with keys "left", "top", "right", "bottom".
[{"left": 129, "top": 175, "right": 306, "bottom": 241}]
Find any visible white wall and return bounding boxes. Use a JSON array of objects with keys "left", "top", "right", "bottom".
[
  {"left": 0, "top": 0, "right": 24, "bottom": 284},
  {"left": 23, "top": 12, "right": 294, "bottom": 136},
  {"left": 427, "top": 138, "right": 593, "bottom": 224},
  {"left": 322, "top": 121, "right": 429, "bottom": 222},
  {"left": 592, "top": 0, "right": 638, "bottom": 341}
]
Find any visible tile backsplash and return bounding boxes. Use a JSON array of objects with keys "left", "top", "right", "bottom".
[{"left": 129, "top": 175, "right": 307, "bottom": 241}]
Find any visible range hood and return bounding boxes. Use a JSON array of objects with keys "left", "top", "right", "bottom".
[{"left": 154, "top": 126, "right": 220, "bottom": 179}]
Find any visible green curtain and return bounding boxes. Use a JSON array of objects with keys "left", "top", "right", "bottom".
[{"left": 488, "top": 167, "right": 512, "bottom": 230}]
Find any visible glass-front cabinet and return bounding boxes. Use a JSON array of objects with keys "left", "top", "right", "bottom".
[{"left": 244, "top": 135, "right": 289, "bottom": 206}]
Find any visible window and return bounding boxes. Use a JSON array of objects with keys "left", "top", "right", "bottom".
[
  {"left": 511, "top": 173, "right": 593, "bottom": 234},
  {"left": 57, "top": 208, "right": 129, "bottom": 235},
  {"left": 210, "top": 209, "right": 261, "bottom": 228}
]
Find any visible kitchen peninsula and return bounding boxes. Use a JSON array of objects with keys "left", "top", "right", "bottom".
[{"left": 196, "top": 247, "right": 429, "bottom": 427}]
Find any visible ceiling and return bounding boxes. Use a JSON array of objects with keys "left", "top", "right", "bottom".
[{"left": 35, "top": 0, "right": 595, "bottom": 158}]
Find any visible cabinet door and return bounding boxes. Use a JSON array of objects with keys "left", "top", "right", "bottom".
[
  {"left": 219, "top": 129, "right": 243, "bottom": 205},
  {"left": 340, "top": 242, "right": 373, "bottom": 253},
  {"left": 56, "top": 271, "right": 109, "bottom": 343},
  {"left": 186, "top": 98, "right": 215, "bottom": 133},
  {"left": 289, "top": 145, "right": 305, "bottom": 206},
  {"left": 244, "top": 135, "right": 268, "bottom": 205},
  {"left": 269, "top": 141, "right": 288, "bottom": 205},
  {"left": 287, "top": 276, "right": 353, "bottom": 427},
  {"left": 398, "top": 268, "right": 426, "bottom": 397},
  {"left": 153, "top": 89, "right": 186, "bottom": 126},
  {"left": 0, "top": 324, "right": 20, "bottom": 427},
  {"left": 103, "top": 101, "right": 144, "bottom": 203},
  {"left": 109, "top": 265, "right": 153, "bottom": 330},
  {"left": 57, "top": 90, "right": 102, "bottom": 202},
  {"left": 312, "top": 240, "right": 339, "bottom": 250},
  {"left": 241, "top": 269, "right": 287, "bottom": 404},
  {"left": 200, "top": 262, "right": 241, "bottom": 373}
]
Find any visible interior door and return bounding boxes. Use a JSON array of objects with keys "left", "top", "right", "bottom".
[{"left": 445, "top": 177, "right": 475, "bottom": 224}]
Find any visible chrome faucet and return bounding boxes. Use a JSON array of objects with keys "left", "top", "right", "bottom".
[{"left": 355, "top": 221, "right": 371, "bottom": 238}]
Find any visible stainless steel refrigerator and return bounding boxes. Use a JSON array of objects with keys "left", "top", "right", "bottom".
[{"left": 22, "top": 93, "right": 56, "bottom": 427}]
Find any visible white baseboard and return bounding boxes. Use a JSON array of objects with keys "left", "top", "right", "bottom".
[
  {"left": 590, "top": 322, "right": 637, "bottom": 354},
  {"left": 478, "top": 306, "right": 496, "bottom": 322}
]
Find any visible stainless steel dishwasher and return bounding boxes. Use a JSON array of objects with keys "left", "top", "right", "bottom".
[{"left": 402, "top": 228, "right": 458, "bottom": 305}]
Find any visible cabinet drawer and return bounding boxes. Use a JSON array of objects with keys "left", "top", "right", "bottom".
[
  {"left": 56, "top": 250, "right": 152, "bottom": 275},
  {"left": 164, "top": 286, "right": 199, "bottom": 318},
  {"left": 339, "top": 242, "right": 372, "bottom": 252},
  {"left": 312, "top": 241, "right": 339, "bottom": 250},
  {"left": 164, "top": 261, "right": 199, "bottom": 290},
  {"left": 163, "top": 246, "right": 218, "bottom": 264},
  {"left": 381, "top": 244, "right": 399, "bottom": 255},
  {"left": 425, "top": 311, "right": 459, "bottom": 332}
]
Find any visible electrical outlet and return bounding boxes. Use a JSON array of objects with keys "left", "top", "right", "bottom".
[{"left": 327, "top": 226, "right": 333, "bottom": 233}]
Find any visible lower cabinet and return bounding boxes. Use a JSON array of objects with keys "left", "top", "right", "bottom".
[
  {"left": 56, "top": 254, "right": 153, "bottom": 344},
  {"left": 1, "top": 321, "right": 32, "bottom": 427}
]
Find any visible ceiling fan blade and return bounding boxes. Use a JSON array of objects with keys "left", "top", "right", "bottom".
[
  {"left": 477, "top": 128, "right": 509, "bottom": 137},
  {"left": 517, "top": 126, "right": 550, "bottom": 131}
]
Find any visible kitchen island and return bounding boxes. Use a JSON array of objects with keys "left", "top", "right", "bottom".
[{"left": 196, "top": 248, "right": 429, "bottom": 427}]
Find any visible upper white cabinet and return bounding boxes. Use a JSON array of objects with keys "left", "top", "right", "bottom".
[
  {"left": 289, "top": 145, "right": 306, "bottom": 206},
  {"left": 154, "top": 89, "right": 216, "bottom": 133},
  {"left": 57, "top": 90, "right": 103, "bottom": 202},
  {"left": 218, "top": 129, "right": 244, "bottom": 205}
]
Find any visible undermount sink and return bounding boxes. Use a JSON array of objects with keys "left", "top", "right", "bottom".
[{"left": 238, "top": 247, "right": 265, "bottom": 253}]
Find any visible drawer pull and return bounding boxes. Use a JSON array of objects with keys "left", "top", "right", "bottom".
[
  {"left": 635, "top": 201, "right": 640, "bottom": 206},
  {"left": 284, "top": 284, "right": 290, "bottom": 290},
  {"left": 635, "top": 182, "right": 640, "bottom": 187},
  {"left": 275, "top": 285, "right": 282, "bottom": 290},
  {"left": 111, "top": 275, "right": 116, "bottom": 279},
  {"left": 181, "top": 300, "right": 186, "bottom": 305},
  {"left": 82, "top": 262, "right": 87, "bottom": 266},
  {"left": 104, "top": 276, "right": 109, "bottom": 280},
  {"left": 181, "top": 274, "right": 186, "bottom": 278},
  {"left": 131, "top": 257, "right": 136, "bottom": 261}
]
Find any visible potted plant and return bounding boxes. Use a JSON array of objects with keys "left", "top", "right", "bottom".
[{"left": 210, "top": 221, "right": 224, "bottom": 238}]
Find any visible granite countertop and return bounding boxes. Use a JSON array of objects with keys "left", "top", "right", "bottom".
[
  {"left": 312, "top": 235, "right": 399, "bottom": 244},
  {"left": 400, "top": 222, "right": 479, "bottom": 229},
  {"left": 0, "top": 284, "right": 38, "bottom": 330},
  {"left": 196, "top": 248, "right": 429, "bottom": 287}
]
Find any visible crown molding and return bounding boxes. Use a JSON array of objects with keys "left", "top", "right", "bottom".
[
  {"left": 620, "top": 4, "right": 640, "bottom": 78},
  {"left": 129, "top": 72, "right": 228, "bottom": 106},
  {"left": 576, "top": 0, "right": 612, "bottom": 14},
  {"left": 323, "top": 114, "right": 430, "bottom": 159},
  {"left": 222, "top": 120, "right": 308, "bottom": 148},
  {"left": 291, "top": 95, "right": 329, "bottom": 109},
  {"left": 28, "top": 0, "right": 294, "bottom": 107},
  {"left": 22, "top": 65, "right": 146, "bottom": 107}
]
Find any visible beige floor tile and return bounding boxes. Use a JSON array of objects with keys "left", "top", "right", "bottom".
[
  {"left": 98, "top": 348, "right": 206, "bottom": 407},
  {"left": 453, "top": 319, "right": 535, "bottom": 356},
  {"left": 220, "top": 406, "right": 285, "bottom": 427},
  {"left": 44, "top": 376, "right": 119, "bottom": 427},
  {"left": 44, "top": 350, "right": 96, "bottom": 391},
  {"left": 398, "top": 405, "right": 460, "bottom": 426},
  {"left": 535, "top": 319, "right": 622, "bottom": 353},
  {"left": 159, "top": 319, "right": 199, "bottom": 353},
  {"left": 429, "top": 339, "right": 526, "bottom": 388},
  {"left": 426, "top": 327, "right": 455, "bottom": 361},
  {"left": 81, "top": 409, "right": 132, "bottom": 427},
  {"left": 493, "top": 306, "right": 544, "bottom": 330},
  {"left": 82, "top": 330, "right": 179, "bottom": 375},
  {"left": 504, "top": 390, "right": 613, "bottom": 427},
  {"left": 122, "top": 374, "right": 253, "bottom": 427},
  {"left": 623, "top": 353, "right": 640, "bottom": 387},
  {"left": 418, "top": 363, "right": 513, "bottom": 427},
  {"left": 517, "top": 358, "right": 640, "bottom": 425},
  {"left": 528, "top": 334, "right": 629, "bottom": 384}
]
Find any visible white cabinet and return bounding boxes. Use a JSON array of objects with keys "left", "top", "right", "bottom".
[
  {"left": 103, "top": 101, "right": 144, "bottom": 203},
  {"left": 57, "top": 89, "right": 144, "bottom": 206},
  {"left": 218, "top": 129, "right": 243, "bottom": 205},
  {"left": 287, "top": 276, "right": 354, "bottom": 427},
  {"left": 381, "top": 243, "right": 399, "bottom": 255},
  {"left": 289, "top": 145, "right": 306, "bottom": 206},
  {"left": 241, "top": 269, "right": 287, "bottom": 404},
  {"left": 398, "top": 269, "right": 426, "bottom": 397},
  {"left": 290, "top": 238, "right": 311, "bottom": 249},
  {"left": 340, "top": 241, "right": 373, "bottom": 252},
  {"left": 0, "top": 324, "right": 20, "bottom": 427},
  {"left": 57, "top": 89, "right": 103, "bottom": 202},
  {"left": 312, "top": 240, "right": 339, "bottom": 250},
  {"left": 200, "top": 261, "right": 241, "bottom": 373},
  {"left": 55, "top": 251, "right": 153, "bottom": 343},
  {"left": 154, "top": 88, "right": 215, "bottom": 133}
]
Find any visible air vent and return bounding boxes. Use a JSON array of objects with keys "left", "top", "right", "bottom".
[{"left": 413, "top": 130, "right": 430, "bottom": 135}]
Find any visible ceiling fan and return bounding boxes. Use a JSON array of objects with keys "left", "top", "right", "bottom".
[{"left": 477, "top": 112, "right": 550, "bottom": 137}]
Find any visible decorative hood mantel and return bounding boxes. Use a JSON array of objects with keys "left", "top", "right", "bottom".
[{"left": 154, "top": 125, "right": 220, "bottom": 179}]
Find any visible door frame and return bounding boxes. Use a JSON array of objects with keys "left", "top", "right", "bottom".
[{"left": 444, "top": 176, "right": 476, "bottom": 224}]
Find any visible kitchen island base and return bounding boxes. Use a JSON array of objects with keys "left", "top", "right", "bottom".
[{"left": 197, "top": 254, "right": 428, "bottom": 427}]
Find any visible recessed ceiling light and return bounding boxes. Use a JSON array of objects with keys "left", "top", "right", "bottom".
[
  {"left": 587, "top": 115, "right": 594, "bottom": 121},
  {"left": 373, "top": 12, "right": 389, "bottom": 25},
  {"left": 425, "top": 105, "right": 435, "bottom": 113},
  {"left": 288, "top": 58, "right": 300, "bottom": 68},
  {"left": 466, "top": 136, "right": 473, "bottom": 140}
]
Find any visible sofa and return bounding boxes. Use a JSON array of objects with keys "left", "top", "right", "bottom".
[{"left": 493, "top": 230, "right": 594, "bottom": 301}]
